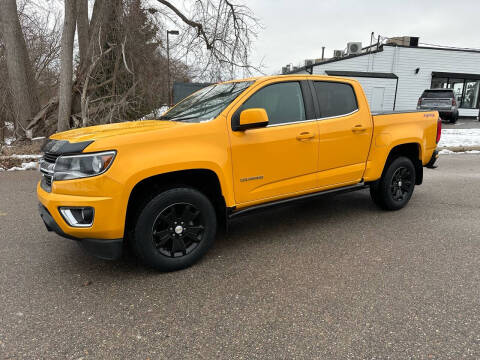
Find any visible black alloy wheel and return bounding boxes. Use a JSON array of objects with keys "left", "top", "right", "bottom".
[
  {"left": 152, "top": 203, "right": 205, "bottom": 258},
  {"left": 390, "top": 167, "right": 413, "bottom": 202},
  {"left": 133, "top": 187, "right": 217, "bottom": 271},
  {"left": 370, "top": 156, "right": 416, "bottom": 211}
]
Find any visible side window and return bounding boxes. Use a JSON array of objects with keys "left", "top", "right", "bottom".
[
  {"left": 239, "top": 82, "right": 306, "bottom": 125},
  {"left": 313, "top": 81, "right": 358, "bottom": 118}
]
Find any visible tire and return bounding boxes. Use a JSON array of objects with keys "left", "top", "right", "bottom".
[
  {"left": 133, "top": 187, "right": 217, "bottom": 271},
  {"left": 370, "top": 156, "right": 416, "bottom": 211},
  {"left": 449, "top": 115, "right": 458, "bottom": 124}
]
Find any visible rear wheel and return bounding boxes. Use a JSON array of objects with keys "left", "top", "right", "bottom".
[
  {"left": 449, "top": 114, "right": 458, "bottom": 124},
  {"left": 133, "top": 187, "right": 216, "bottom": 271},
  {"left": 370, "top": 156, "right": 416, "bottom": 210}
]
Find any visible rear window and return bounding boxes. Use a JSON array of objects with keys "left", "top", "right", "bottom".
[
  {"left": 313, "top": 81, "right": 358, "bottom": 118},
  {"left": 422, "top": 90, "right": 454, "bottom": 99}
]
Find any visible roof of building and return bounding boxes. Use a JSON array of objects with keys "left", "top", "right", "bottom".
[{"left": 289, "top": 43, "right": 480, "bottom": 75}]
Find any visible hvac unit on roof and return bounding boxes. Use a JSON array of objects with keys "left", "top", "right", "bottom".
[
  {"left": 347, "top": 42, "right": 362, "bottom": 55},
  {"left": 333, "top": 50, "right": 344, "bottom": 58}
]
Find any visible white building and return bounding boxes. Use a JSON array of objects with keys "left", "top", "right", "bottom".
[{"left": 290, "top": 41, "right": 480, "bottom": 117}]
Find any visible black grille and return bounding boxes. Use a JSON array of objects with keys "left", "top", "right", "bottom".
[
  {"left": 40, "top": 152, "right": 58, "bottom": 192},
  {"left": 44, "top": 174, "right": 52, "bottom": 186},
  {"left": 43, "top": 152, "right": 59, "bottom": 163}
]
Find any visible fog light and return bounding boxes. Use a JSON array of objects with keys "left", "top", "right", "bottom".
[{"left": 59, "top": 207, "right": 94, "bottom": 227}]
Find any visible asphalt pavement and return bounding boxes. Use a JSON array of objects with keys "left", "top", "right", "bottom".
[
  {"left": 443, "top": 117, "right": 480, "bottom": 129},
  {"left": 1, "top": 155, "right": 480, "bottom": 359}
]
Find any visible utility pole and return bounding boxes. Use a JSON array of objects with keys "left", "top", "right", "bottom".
[{"left": 166, "top": 30, "right": 179, "bottom": 107}]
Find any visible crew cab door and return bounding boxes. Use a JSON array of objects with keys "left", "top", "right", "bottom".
[
  {"left": 310, "top": 80, "right": 373, "bottom": 188},
  {"left": 229, "top": 80, "right": 319, "bottom": 205}
]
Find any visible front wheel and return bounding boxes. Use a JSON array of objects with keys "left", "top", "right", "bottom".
[
  {"left": 133, "top": 187, "right": 217, "bottom": 271},
  {"left": 370, "top": 156, "right": 416, "bottom": 210}
]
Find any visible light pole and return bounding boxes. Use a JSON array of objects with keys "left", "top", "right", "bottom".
[{"left": 167, "top": 30, "right": 179, "bottom": 107}]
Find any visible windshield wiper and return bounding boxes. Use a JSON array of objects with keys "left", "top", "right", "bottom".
[{"left": 168, "top": 116, "right": 200, "bottom": 122}]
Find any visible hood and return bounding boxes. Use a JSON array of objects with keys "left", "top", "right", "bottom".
[{"left": 50, "top": 120, "right": 182, "bottom": 143}]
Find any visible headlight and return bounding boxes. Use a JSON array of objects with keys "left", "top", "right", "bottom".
[{"left": 53, "top": 151, "right": 116, "bottom": 181}]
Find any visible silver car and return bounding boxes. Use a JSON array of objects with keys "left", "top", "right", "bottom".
[{"left": 417, "top": 89, "right": 459, "bottom": 124}]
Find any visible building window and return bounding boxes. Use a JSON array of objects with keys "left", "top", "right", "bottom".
[
  {"left": 448, "top": 79, "right": 465, "bottom": 105},
  {"left": 463, "top": 81, "right": 480, "bottom": 109},
  {"left": 431, "top": 75, "right": 480, "bottom": 109},
  {"left": 431, "top": 77, "right": 448, "bottom": 89}
]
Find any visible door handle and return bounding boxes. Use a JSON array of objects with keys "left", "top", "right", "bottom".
[
  {"left": 296, "top": 131, "right": 315, "bottom": 141},
  {"left": 352, "top": 124, "right": 367, "bottom": 133}
]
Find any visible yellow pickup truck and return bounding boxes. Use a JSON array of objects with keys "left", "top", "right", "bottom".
[{"left": 37, "top": 75, "right": 441, "bottom": 271}]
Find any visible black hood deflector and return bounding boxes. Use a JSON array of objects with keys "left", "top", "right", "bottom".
[{"left": 42, "top": 139, "right": 94, "bottom": 155}]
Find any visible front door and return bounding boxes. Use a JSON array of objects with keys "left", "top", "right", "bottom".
[{"left": 229, "top": 81, "right": 319, "bottom": 205}]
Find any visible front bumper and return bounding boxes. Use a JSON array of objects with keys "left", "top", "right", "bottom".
[{"left": 38, "top": 204, "right": 123, "bottom": 260}]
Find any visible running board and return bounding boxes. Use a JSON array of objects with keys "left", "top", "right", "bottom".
[{"left": 228, "top": 183, "right": 368, "bottom": 219}]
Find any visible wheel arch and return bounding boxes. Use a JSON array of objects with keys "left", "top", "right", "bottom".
[
  {"left": 124, "top": 169, "right": 227, "bottom": 241},
  {"left": 383, "top": 142, "right": 423, "bottom": 185}
]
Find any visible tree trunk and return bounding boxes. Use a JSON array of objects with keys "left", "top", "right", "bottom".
[
  {"left": 76, "top": 0, "right": 89, "bottom": 66},
  {"left": 57, "top": 0, "right": 77, "bottom": 132},
  {"left": 0, "top": 116, "right": 4, "bottom": 144},
  {"left": 0, "top": 0, "right": 40, "bottom": 139}
]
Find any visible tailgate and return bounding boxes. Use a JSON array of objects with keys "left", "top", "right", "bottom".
[{"left": 420, "top": 98, "right": 452, "bottom": 109}]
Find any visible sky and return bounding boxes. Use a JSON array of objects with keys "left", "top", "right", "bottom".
[{"left": 242, "top": 0, "right": 480, "bottom": 75}]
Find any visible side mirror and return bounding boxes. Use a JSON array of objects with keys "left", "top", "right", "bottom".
[{"left": 232, "top": 108, "right": 269, "bottom": 131}]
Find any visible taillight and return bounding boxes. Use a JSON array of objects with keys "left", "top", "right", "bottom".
[
  {"left": 452, "top": 99, "right": 457, "bottom": 106},
  {"left": 436, "top": 117, "right": 442, "bottom": 143},
  {"left": 417, "top": 98, "right": 422, "bottom": 107}
]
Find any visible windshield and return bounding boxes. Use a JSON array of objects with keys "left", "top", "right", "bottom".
[{"left": 161, "top": 81, "right": 253, "bottom": 122}]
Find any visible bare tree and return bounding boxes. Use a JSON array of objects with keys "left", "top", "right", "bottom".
[
  {"left": 152, "top": 0, "right": 261, "bottom": 81},
  {"left": 0, "top": 0, "right": 40, "bottom": 139},
  {"left": 20, "top": 0, "right": 260, "bottom": 137},
  {"left": 76, "top": 0, "right": 89, "bottom": 66},
  {"left": 57, "top": 0, "right": 77, "bottom": 132}
]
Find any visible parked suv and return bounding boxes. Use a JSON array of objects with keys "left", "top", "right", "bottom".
[{"left": 417, "top": 89, "right": 459, "bottom": 123}]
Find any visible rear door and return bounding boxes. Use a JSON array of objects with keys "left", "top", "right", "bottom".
[
  {"left": 310, "top": 80, "right": 373, "bottom": 188},
  {"left": 229, "top": 80, "right": 319, "bottom": 204}
]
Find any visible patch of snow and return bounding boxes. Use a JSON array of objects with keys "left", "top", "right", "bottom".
[
  {"left": 5, "top": 137, "right": 15, "bottom": 145},
  {"left": 438, "top": 129, "right": 480, "bottom": 148},
  {"left": 438, "top": 149, "right": 455, "bottom": 155},
  {"left": 6, "top": 161, "right": 38, "bottom": 171},
  {"left": 439, "top": 149, "right": 480, "bottom": 155},
  {"left": 5, "top": 122, "right": 14, "bottom": 131},
  {"left": 8, "top": 154, "right": 42, "bottom": 159}
]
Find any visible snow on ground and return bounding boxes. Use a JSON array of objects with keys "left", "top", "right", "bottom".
[
  {"left": 4, "top": 161, "right": 38, "bottom": 171},
  {"left": 0, "top": 155, "right": 41, "bottom": 172},
  {"left": 5, "top": 137, "right": 16, "bottom": 145},
  {"left": 439, "top": 129, "right": 480, "bottom": 148},
  {"left": 5, "top": 154, "right": 43, "bottom": 159},
  {"left": 439, "top": 149, "right": 480, "bottom": 155}
]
